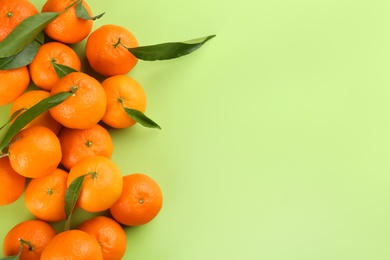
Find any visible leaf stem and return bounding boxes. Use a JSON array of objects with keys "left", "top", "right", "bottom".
[{"left": 61, "top": 0, "right": 82, "bottom": 14}]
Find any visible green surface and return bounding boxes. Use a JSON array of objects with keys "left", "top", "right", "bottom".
[{"left": 1, "top": 0, "right": 390, "bottom": 259}]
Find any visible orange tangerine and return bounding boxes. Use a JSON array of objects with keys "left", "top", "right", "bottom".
[
  {"left": 29, "top": 41, "right": 82, "bottom": 91},
  {"left": 67, "top": 156, "right": 123, "bottom": 212},
  {"left": 49, "top": 72, "right": 107, "bottom": 130}
]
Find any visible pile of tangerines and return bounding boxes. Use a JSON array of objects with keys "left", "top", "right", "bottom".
[{"left": 0, "top": 0, "right": 214, "bottom": 259}]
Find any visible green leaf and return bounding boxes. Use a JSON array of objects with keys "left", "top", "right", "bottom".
[
  {"left": 0, "top": 12, "right": 59, "bottom": 58},
  {"left": 64, "top": 174, "right": 88, "bottom": 231},
  {"left": 126, "top": 35, "right": 216, "bottom": 61},
  {"left": 76, "top": 1, "right": 104, "bottom": 20},
  {"left": 0, "top": 39, "right": 41, "bottom": 69},
  {"left": 51, "top": 62, "right": 78, "bottom": 78},
  {"left": 0, "top": 92, "right": 71, "bottom": 151},
  {"left": 124, "top": 107, "right": 161, "bottom": 129}
]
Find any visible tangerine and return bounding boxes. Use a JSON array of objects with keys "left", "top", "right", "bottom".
[
  {"left": 0, "top": 0, "right": 38, "bottom": 42},
  {"left": 24, "top": 168, "right": 68, "bottom": 222},
  {"left": 110, "top": 173, "right": 163, "bottom": 226},
  {"left": 86, "top": 24, "right": 139, "bottom": 76},
  {"left": 0, "top": 157, "right": 26, "bottom": 206},
  {"left": 3, "top": 219, "right": 57, "bottom": 260},
  {"left": 58, "top": 124, "right": 114, "bottom": 170},
  {"left": 101, "top": 75, "right": 147, "bottom": 128},
  {"left": 8, "top": 126, "right": 62, "bottom": 178},
  {"left": 41, "top": 0, "right": 93, "bottom": 44},
  {"left": 0, "top": 66, "right": 30, "bottom": 106},
  {"left": 49, "top": 71, "right": 107, "bottom": 129},
  {"left": 78, "top": 216, "right": 127, "bottom": 260},
  {"left": 28, "top": 41, "right": 82, "bottom": 91},
  {"left": 67, "top": 156, "right": 123, "bottom": 212},
  {"left": 40, "top": 229, "right": 103, "bottom": 260}
]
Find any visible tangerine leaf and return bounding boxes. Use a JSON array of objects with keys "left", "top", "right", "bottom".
[
  {"left": 123, "top": 107, "right": 161, "bottom": 129},
  {"left": 76, "top": 1, "right": 104, "bottom": 20},
  {"left": 0, "top": 39, "right": 41, "bottom": 70},
  {"left": 127, "top": 35, "right": 216, "bottom": 61},
  {"left": 0, "top": 12, "right": 59, "bottom": 58},
  {"left": 64, "top": 174, "right": 87, "bottom": 231},
  {"left": 0, "top": 92, "right": 71, "bottom": 151},
  {"left": 51, "top": 62, "right": 78, "bottom": 78}
]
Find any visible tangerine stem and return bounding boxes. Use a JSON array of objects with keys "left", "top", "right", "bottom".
[
  {"left": 118, "top": 96, "right": 125, "bottom": 105},
  {"left": 90, "top": 171, "right": 98, "bottom": 180},
  {"left": 113, "top": 38, "right": 130, "bottom": 49},
  {"left": 113, "top": 37, "right": 122, "bottom": 48},
  {"left": 70, "top": 85, "right": 78, "bottom": 94},
  {"left": 19, "top": 238, "right": 34, "bottom": 252}
]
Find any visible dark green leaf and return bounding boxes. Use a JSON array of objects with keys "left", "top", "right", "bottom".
[
  {"left": 124, "top": 107, "right": 161, "bottom": 129},
  {"left": 0, "top": 12, "right": 59, "bottom": 58},
  {"left": 0, "top": 31, "right": 44, "bottom": 69},
  {"left": 51, "top": 62, "right": 78, "bottom": 78},
  {"left": 64, "top": 174, "right": 88, "bottom": 231},
  {"left": 0, "top": 108, "right": 26, "bottom": 132},
  {"left": 0, "top": 92, "right": 71, "bottom": 151},
  {"left": 0, "top": 39, "right": 40, "bottom": 70},
  {"left": 76, "top": 1, "right": 104, "bottom": 20},
  {"left": 127, "top": 35, "right": 216, "bottom": 61}
]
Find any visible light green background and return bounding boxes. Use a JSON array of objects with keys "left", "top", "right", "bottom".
[{"left": 1, "top": 0, "right": 390, "bottom": 259}]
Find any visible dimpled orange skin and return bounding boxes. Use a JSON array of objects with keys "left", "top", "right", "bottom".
[
  {"left": 67, "top": 156, "right": 123, "bottom": 213},
  {"left": 29, "top": 41, "right": 82, "bottom": 91},
  {"left": 24, "top": 168, "right": 68, "bottom": 222},
  {"left": 101, "top": 75, "right": 147, "bottom": 128},
  {"left": 8, "top": 126, "right": 62, "bottom": 178},
  {"left": 3, "top": 219, "right": 57, "bottom": 260},
  {"left": 86, "top": 24, "right": 139, "bottom": 77},
  {"left": 9, "top": 90, "right": 63, "bottom": 135},
  {"left": 40, "top": 230, "right": 103, "bottom": 260},
  {"left": 41, "top": 0, "right": 93, "bottom": 44},
  {"left": 49, "top": 72, "right": 107, "bottom": 130},
  {"left": 0, "top": 157, "right": 26, "bottom": 206},
  {"left": 79, "top": 216, "right": 127, "bottom": 260},
  {"left": 110, "top": 173, "right": 163, "bottom": 226},
  {"left": 0, "top": 0, "right": 38, "bottom": 41},
  {"left": 58, "top": 124, "right": 114, "bottom": 170},
  {"left": 0, "top": 66, "right": 30, "bottom": 106}
]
